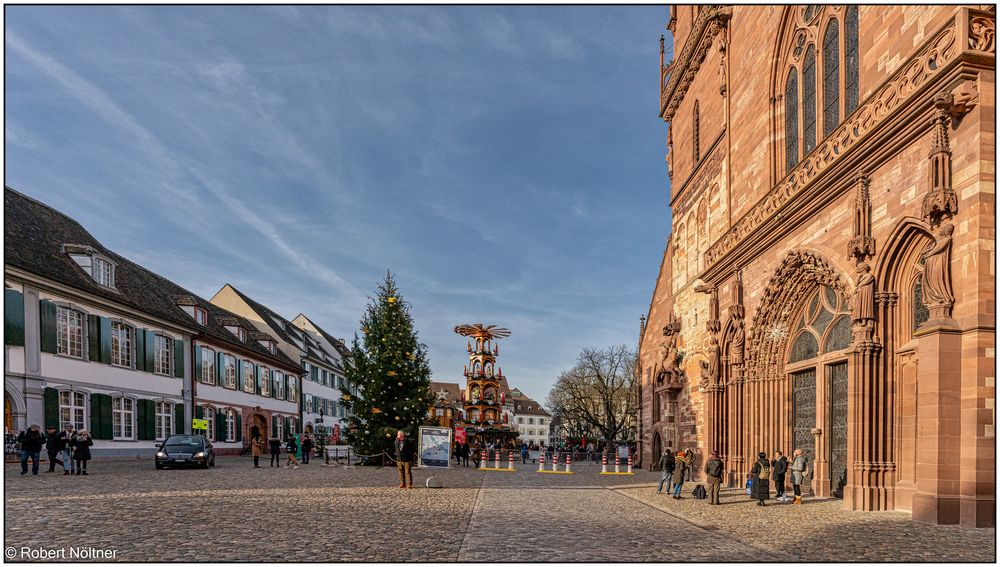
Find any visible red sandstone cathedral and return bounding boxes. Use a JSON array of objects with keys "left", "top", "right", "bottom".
[{"left": 639, "top": 5, "right": 994, "bottom": 527}]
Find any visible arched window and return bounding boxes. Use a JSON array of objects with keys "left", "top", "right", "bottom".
[
  {"left": 787, "top": 285, "right": 851, "bottom": 363},
  {"left": 785, "top": 68, "right": 799, "bottom": 173},
  {"left": 802, "top": 46, "right": 817, "bottom": 155},
  {"left": 822, "top": 21, "right": 840, "bottom": 137},
  {"left": 844, "top": 6, "right": 859, "bottom": 115},
  {"left": 693, "top": 100, "right": 700, "bottom": 162}
]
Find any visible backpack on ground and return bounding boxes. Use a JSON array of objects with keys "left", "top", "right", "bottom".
[{"left": 692, "top": 484, "right": 707, "bottom": 499}]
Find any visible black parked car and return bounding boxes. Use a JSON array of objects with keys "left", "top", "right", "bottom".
[{"left": 155, "top": 435, "right": 215, "bottom": 469}]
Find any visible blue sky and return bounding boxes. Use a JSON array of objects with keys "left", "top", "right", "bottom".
[{"left": 6, "top": 6, "right": 672, "bottom": 404}]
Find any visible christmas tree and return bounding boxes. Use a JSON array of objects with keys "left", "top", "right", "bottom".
[{"left": 340, "top": 272, "right": 434, "bottom": 463}]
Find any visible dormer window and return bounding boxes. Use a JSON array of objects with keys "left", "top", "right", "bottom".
[
  {"left": 238, "top": 328, "right": 247, "bottom": 342},
  {"left": 194, "top": 307, "right": 207, "bottom": 326},
  {"left": 93, "top": 257, "right": 114, "bottom": 287},
  {"left": 269, "top": 342, "right": 277, "bottom": 354}
]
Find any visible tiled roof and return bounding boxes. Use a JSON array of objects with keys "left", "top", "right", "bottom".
[
  {"left": 4, "top": 187, "right": 298, "bottom": 371},
  {"left": 511, "top": 393, "right": 550, "bottom": 417},
  {"left": 295, "top": 313, "right": 351, "bottom": 358},
  {"left": 429, "top": 381, "right": 463, "bottom": 405}
]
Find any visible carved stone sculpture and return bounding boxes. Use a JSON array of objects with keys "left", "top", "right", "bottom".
[
  {"left": 852, "top": 262, "right": 876, "bottom": 340},
  {"left": 694, "top": 282, "right": 720, "bottom": 333},
  {"left": 730, "top": 320, "right": 745, "bottom": 366},
  {"left": 970, "top": 15, "right": 995, "bottom": 52},
  {"left": 920, "top": 222, "right": 955, "bottom": 319},
  {"left": 848, "top": 174, "right": 875, "bottom": 261}
]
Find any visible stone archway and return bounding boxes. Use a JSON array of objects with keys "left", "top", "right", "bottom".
[{"left": 249, "top": 414, "right": 267, "bottom": 442}]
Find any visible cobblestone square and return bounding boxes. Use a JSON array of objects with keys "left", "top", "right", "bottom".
[{"left": 3, "top": 458, "right": 994, "bottom": 562}]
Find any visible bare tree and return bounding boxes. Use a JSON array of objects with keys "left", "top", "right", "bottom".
[{"left": 546, "top": 345, "right": 638, "bottom": 453}]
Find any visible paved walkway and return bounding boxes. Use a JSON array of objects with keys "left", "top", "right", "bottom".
[{"left": 3, "top": 458, "right": 993, "bottom": 562}]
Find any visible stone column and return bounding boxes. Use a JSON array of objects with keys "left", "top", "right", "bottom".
[{"left": 846, "top": 337, "right": 885, "bottom": 510}]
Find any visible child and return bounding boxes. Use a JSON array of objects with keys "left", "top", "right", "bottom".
[
  {"left": 285, "top": 435, "right": 300, "bottom": 469},
  {"left": 70, "top": 429, "right": 93, "bottom": 475}
]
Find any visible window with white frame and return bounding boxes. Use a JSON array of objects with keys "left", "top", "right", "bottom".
[
  {"left": 275, "top": 416, "right": 284, "bottom": 441},
  {"left": 112, "top": 397, "right": 134, "bottom": 440},
  {"left": 56, "top": 306, "right": 84, "bottom": 358},
  {"left": 289, "top": 416, "right": 297, "bottom": 435},
  {"left": 274, "top": 371, "right": 285, "bottom": 400},
  {"left": 259, "top": 366, "right": 270, "bottom": 397},
  {"left": 204, "top": 407, "right": 215, "bottom": 442},
  {"left": 528, "top": 417, "right": 534, "bottom": 425},
  {"left": 305, "top": 394, "right": 314, "bottom": 413},
  {"left": 238, "top": 328, "right": 246, "bottom": 342},
  {"left": 517, "top": 417, "right": 524, "bottom": 424},
  {"left": 201, "top": 348, "right": 215, "bottom": 384},
  {"left": 154, "top": 335, "right": 172, "bottom": 375},
  {"left": 225, "top": 409, "right": 237, "bottom": 442},
  {"left": 242, "top": 361, "right": 255, "bottom": 394},
  {"left": 224, "top": 355, "right": 237, "bottom": 389},
  {"left": 110, "top": 322, "right": 133, "bottom": 367},
  {"left": 288, "top": 377, "right": 298, "bottom": 403},
  {"left": 155, "top": 402, "right": 173, "bottom": 440},
  {"left": 93, "top": 257, "right": 114, "bottom": 287},
  {"left": 194, "top": 307, "right": 208, "bottom": 326},
  {"left": 59, "top": 391, "right": 86, "bottom": 431}
]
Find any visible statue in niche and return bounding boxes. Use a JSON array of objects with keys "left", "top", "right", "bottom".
[
  {"left": 920, "top": 222, "right": 955, "bottom": 318},
  {"left": 699, "top": 337, "right": 721, "bottom": 390},
  {"left": 851, "top": 262, "right": 876, "bottom": 334},
  {"left": 730, "top": 320, "right": 745, "bottom": 366},
  {"left": 471, "top": 385, "right": 481, "bottom": 402}
]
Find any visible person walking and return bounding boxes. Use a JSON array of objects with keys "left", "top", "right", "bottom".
[
  {"left": 520, "top": 442, "right": 529, "bottom": 464},
  {"left": 285, "top": 435, "right": 300, "bottom": 468},
  {"left": 394, "top": 430, "right": 415, "bottom": 489},
  {"left": 44, "top": 425, "right": 62, "bottom": 472},
  {"left": 16, "top": 424, "right": 44, "bottom": 476},
  {"left": 790, "top": 448, "right": 808, "bottom": 505},
  {"left": 70, "top": 429, "right": 93, "bottom": 475},
  {"left": 704, "top": 450, "right": 725, "bottom": 505},
  {"left": 471, "top": 442, "right": 482, "bottom": 468},
  {"left": 656, "top": 447, "right": 675, "bottom": 495},
  {"left": 251, "top": 436, "right": 264, "bottom": 468},
  {"left": 460, "top": 442, "right": 470, "bottom": 467},
  {"left": 750, "top": 451, "right": 771, "bottom": 506},
  {"left": 671, "top": 450, "right": 688, "bottom": 499},
  {"left": 268, "top": 435, "right": 282, "bottom": 467},
  {"left": 59, "top": 424, "right": 76, "bottom": 475},
  {"left": 301, "top": 434, "right": 313, "bottom": 465},
  {"left": 772, "top": 450, "right": 789, "bottom": 502}
]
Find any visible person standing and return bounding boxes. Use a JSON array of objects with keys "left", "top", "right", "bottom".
[
  {"left": 59, "top": 424, "right": 76, "bottom": 475},
  {"left": 671, "top": 450, "right": 688, "bottom": 499},
  {"left": 520, "top": 442, "right": 529, "bottom": 464},
  {"left": 704, "top": 450, "right": 725, "bottom": 505},
  {"left": 790, "top": 448, "right": 808, "bottom": 505},
  {"left": 268, "top": 435, "right": 282, "bottom": 467},
  {"left": 684, "top": 448, "right": 696, "bottom": 482},
  {"left": 70, "top": 429, "right": 93, "bottom": 475},
  {"left": 16, "top": 425, "right": 44, "bottom": 476},
  {"left": 656, "top": 447, "right": 675, "bottom": 495},
  {"left": 301, "top": 434, "right": 313, "bottom": 465},
  {"left": 251, "top": 436, "right": 264, "bottom": 468},
  {"left": 750, "top": 451, "right": 771, "bottom": 506},
  {"left": 285, "top": 435, "right": 300, "bottom": 468},
  {"left": 394, "top": 430, "right": 414, "bottom": 489},
  {"left": 772, "top": 450, "right": 789, "bottom": 502},
  {"left": 44, "top": 425, "right": 62, "bottom": 472}
]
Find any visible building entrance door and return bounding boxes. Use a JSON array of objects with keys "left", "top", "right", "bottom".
[
  {"left": 792, "top": 369, "right": 816, "bottom": 493},
  {"left": 827, "top": 362, "right": 848, "bottom": 499}
]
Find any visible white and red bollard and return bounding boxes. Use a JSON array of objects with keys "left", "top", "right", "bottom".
[
  {"left": 479, "top": 451, "right": 487, "bottom": 470},
  {"left": 565, "top": 453, "right": 572, "bottom": 473},
  {"left": 601, "top": 454, "right": 608, "bottom": 473},
  {"left": 614, "top": 456, "right": 621, "bottom": 474},
  {"left": 627, "top": 456, "right": 633, "bottom": 474},
  {"left": 508, "top": 451, "right": 515, "bottom": 470},
  {"left": 538, "top": 453, "right": 546, "bottom": 472},
  {"left": 551, "top": 453, "right": 558, "bottom": 472},
  {"left": 494, "top": 450, "right": 501, "bottom": 469}
]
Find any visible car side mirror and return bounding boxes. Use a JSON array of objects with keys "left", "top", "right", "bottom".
[{"left": 155, "top": 443, "right": 162, "bottom": 449}]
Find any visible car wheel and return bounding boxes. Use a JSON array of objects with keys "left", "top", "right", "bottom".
[
  {"left": 209, "top": 457, "right": 215, "bottom": 467},
  {"left": 201, "top": 460, "right": 209, "bottom": 469},
  {"left": 155, "top": 463, "right": 164, "bottom": 470}
]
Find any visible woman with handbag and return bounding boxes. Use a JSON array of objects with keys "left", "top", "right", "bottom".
[{"left": 749, "top": 451, "right": 771, "bottom": 506}]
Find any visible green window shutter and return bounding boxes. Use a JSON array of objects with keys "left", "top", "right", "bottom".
[
  {"left": 137, "top": 399, "right": 156, "bottom": 440},
  {"left": 195, "top": 405, "right": 203, "bottom": 419},
  {"left": 39, "top": 299, "right": 57, "bottom": 353},
  {"left": 216, "top": 409, "right": 226, "bottom": 441},
  {"left": 87, "top": 315, "right": 101, "bottom": 361},
  {"left": 272, "top": 415, "right": 278, "bottom": 435},
  {"left": 284, "top": 417, "right": 291, "bottom": 438},
  {"left": 311, "top": 366, "right": 319, "bottom": 382},
  {"left": 99, "top": 317, "right": 112, "bottom": 364},
  {"left": 194, "top": 346, "right": 202, "bottom": 381},
  {"left": 144, "top": 330, "right": 156, "bottom": 373},
  {"left": 216, "top": 352, "right": 225, "bottom": 386},
  {"left": 43, "top": 387, "right": 59, "bottom": 430},
  {"left": 235, "top": 413, "right": 242, "bottom": 442},
  {"left": 99, "top": 395, "right": 113, "bottom": 440},
  {"left": 135, "top": 329, "right": 145, "bottom": 370},
  {"left": 89, "top": 394, "right": 101, "bottom": 437},
  {"left": 136, "top": 399, "right": 149, "bottom": 440},
  {"left": 4, "top": 290, "right": 24, "bottom": 346},
  {"left": 174, "top": 403, "right": 185, "bottom": 434},
  {"left": 174, "top": 339, "right": 185, "bottom": 378}
]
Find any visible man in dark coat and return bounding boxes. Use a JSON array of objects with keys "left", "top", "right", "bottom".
[
  {"left": 704, "top": 450, "right": 725, "bottom": 505},
  {"left": 772, "top": 450, "right": 789, "bottom": 502},
  {"left": 17, "top": 425, "right": 44, "bottom": 476},
  {"left": 301, "top": 435, "right": 313, "bottom": 464},
  {"left": 394, "top": 430, "right": 415, "bottom": 489},
  {"left": 750, "top": 451, "right": 771, "bottom": 506},
  {"left": 656, "top": 447, "right": 675, "bottom": 494},
  {"left": 44, "top": 426, "right": 62, "bottom": 472}
]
